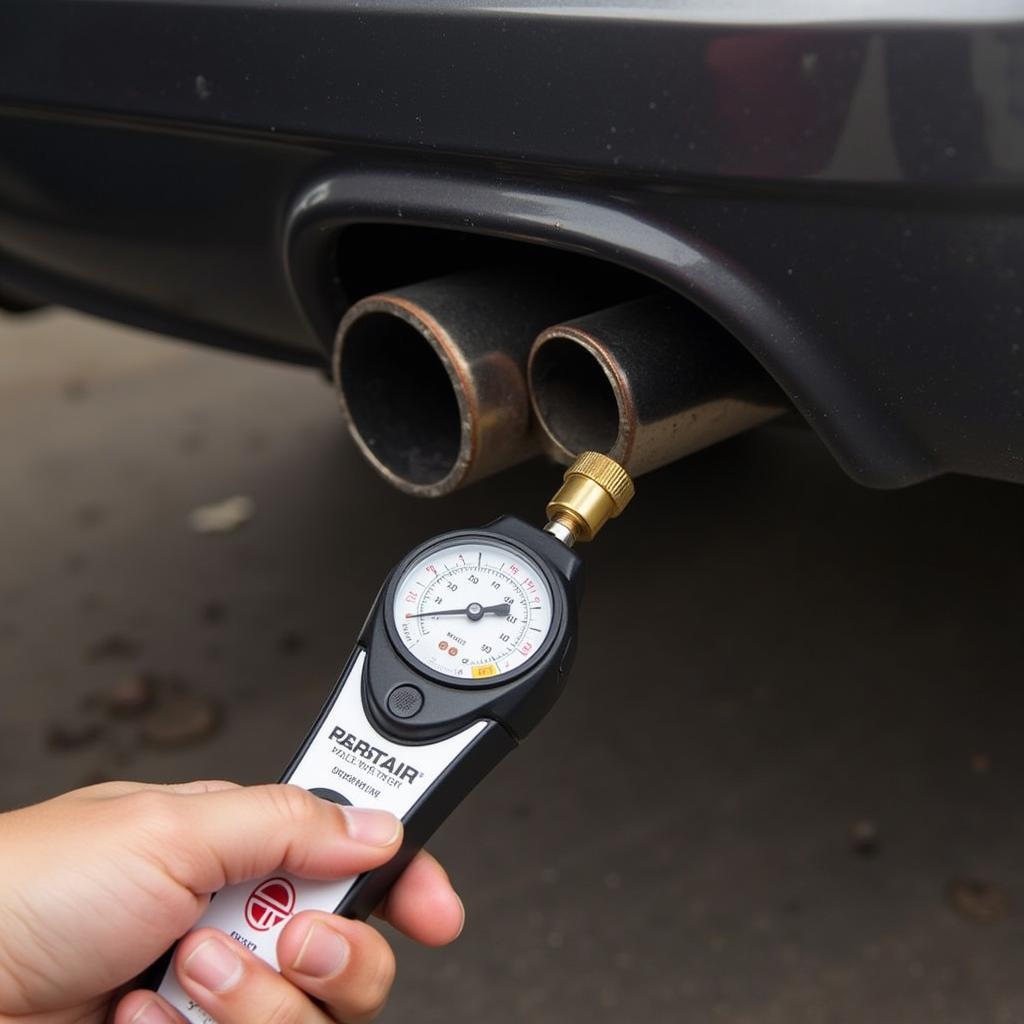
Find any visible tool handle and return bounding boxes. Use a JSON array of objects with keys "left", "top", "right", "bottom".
[{"left": 151, "top": 649, "right": 513, "bottom": 1022}]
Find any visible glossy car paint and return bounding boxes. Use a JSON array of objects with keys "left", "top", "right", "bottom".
[{"left": 0, "top": 1, "right": 1021, "bottom": 486}]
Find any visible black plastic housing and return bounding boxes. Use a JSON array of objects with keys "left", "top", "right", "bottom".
[
  {"left": 290, "top": 515, "right": 583, "bottom": 919},
  {"left": 361, "top": 516, "right": 583, "bottom": 743}
]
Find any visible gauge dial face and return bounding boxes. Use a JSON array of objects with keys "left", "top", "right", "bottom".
[{"left": 392, "top": 540, "right": 554, "bottom": 682}]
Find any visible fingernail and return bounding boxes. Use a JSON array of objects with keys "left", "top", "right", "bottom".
[
  {"left": 182, "top": 937, "right": 244, "bottom": 993},
  {"left": 130, "top": 999, "right": 177, "bottom": 1024},
  {"left": 291, "top": 922, "right": 350, "bottom": 979},
  {"left": 341, "top": 806, "right": 401, "bottom": 846},
  {"left": 454, "top": 894, "right": 467, "bottom": 939}
]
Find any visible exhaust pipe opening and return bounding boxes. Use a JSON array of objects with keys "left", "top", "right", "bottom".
[
  {"left": 528, "top": 335, "right": 620, "bottom": 459},
  {"left": 529, "top": 294, "right": 787, "bottom": 477},
  {"left": 338, "top": 309, "right": 462, "bottom": 488},
  {"left": 333, "top": 268, "right": 624, "bottom": 497}
]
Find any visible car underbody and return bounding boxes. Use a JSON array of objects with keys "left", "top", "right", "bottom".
[{"left": 1, "top": 0, "right": 1022, "bottom": 490}]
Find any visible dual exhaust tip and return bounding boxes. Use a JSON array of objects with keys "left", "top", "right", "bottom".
[{"left": 333, "top": 269, "right": 785, "bottom": 498}]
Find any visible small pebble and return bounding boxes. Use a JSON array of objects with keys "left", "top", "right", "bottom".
[
  {"left": 75, "top": 503, "right": 106, "bottom": 529},
  {"left": 46, "top": 714, "right": 104, "bottom": 751},
  {"left": 141, "top": 693, "right": 221, "bottom": 748},
  {"left": 187, "top": 495, "right": 255, "bottom": 534},
  {"left": 86, "top": 634, "right": 141, "bottom": 662},
  {"left": 948, "top": 877, "right": 1009, "bottom": 923},
  {"left": 850, "top": 819, "right": 880, "bottom": 858},
  {"left": 62, "top": 377, "right": 90, "bottom": 401},
  {"left": 278, "top": 630, "right": 306, "bottom": 656},
  {"left": 201, "top": 600, "right": 227, "bottom": 625},
  {"left": 64, "top": 552, "right": 87, "bottom": 575},
  {"left": 100, "top": 674, "right": 157, "bottom": 719}
]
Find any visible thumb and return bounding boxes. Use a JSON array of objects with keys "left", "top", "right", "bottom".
[{"left": 145, "top": 784, "right": 402, "bottom": 895}]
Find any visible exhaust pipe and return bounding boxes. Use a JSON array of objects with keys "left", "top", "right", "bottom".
[
  {"left": 528, "top": 294, "right": 786, "bottom": 477},
  {"left": 332, "top": 268, "right": 612, "bottom": 497}
]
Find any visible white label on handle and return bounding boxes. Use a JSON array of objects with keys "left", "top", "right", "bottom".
[{"left": 158, "top": 650, "right": 486, "bottom": 1022}]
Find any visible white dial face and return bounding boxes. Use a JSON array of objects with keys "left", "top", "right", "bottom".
[{"left": 392, "top": 540, "right": 554, "bottom": 682}]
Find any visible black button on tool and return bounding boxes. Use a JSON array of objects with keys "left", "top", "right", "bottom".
[
  {"left": 309, "top": 787, "right": 352, "bottom": 806},
  {"left": 388, "top": 685, "right": 424, "bottom": 719}
]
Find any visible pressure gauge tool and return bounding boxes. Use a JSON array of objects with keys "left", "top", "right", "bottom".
[{"left": 156, "top": 452, "right": 634, "bottom": 1021}]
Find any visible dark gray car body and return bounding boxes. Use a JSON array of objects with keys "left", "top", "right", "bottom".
[{"left": 1, "top": 1, "right": 1022, "bottom": 487}]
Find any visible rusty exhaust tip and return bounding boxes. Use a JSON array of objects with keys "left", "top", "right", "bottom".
[
  {"left": 527, "top": 331, "right": 623, "bottom": 463},
  {"left": 333, "top": 268, "right": 618, "bottom": 497},
  {"left": 529, "top": 294, "right": 787, "bottom": 477},
  {"left": 335, "top": 301, "right": 465, "bottom": 494}
]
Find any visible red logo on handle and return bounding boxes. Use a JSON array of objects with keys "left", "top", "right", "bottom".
[{"left": 244, "top": 877, "right": 296, "bottom": 932}]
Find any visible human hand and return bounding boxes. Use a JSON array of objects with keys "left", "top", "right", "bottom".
[{"left": 0, "top": 780, "right": 464, "bottom": 1024}]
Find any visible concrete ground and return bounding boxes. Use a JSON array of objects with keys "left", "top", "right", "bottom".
[{"left": 2, "top": 309, "right": 1024, "bottom": 1023}]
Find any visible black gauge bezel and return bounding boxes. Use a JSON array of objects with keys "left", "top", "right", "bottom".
[{"left": 383, "top": 530, "right": 565, "bottom": 690}]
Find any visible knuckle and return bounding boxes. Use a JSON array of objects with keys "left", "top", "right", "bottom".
[
  {"left": 187, "top": 779, "right": 237, "bottom": 793},
  {"left": 262, "top": 784, "right": 319, "bottom": 827},
  {"left": 125, "top": 790, "right": 184, "bottom": 839},
  {"left": 78, "top": 779, "right": 129, "bottom": 797}
]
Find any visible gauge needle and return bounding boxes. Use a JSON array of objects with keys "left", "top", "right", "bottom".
[{"left": 406, "top": 602, "right": 511, "bottom": 621}]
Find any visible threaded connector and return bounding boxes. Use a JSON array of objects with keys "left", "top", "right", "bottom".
[{"left": 544, "top": 451, "right": 635, "bottom": 545}]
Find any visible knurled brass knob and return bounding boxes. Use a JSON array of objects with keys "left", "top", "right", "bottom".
[{"left": 545, "top": 451, "right": 635, "bottom": 544}]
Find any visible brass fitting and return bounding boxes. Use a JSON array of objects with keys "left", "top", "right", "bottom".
[{"left": 544, "top": 451, "right": 635, "bottom": 546}]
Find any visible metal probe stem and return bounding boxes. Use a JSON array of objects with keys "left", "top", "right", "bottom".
[{"left": 543, "top": 517, "right": 577, "bottom": 548}]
